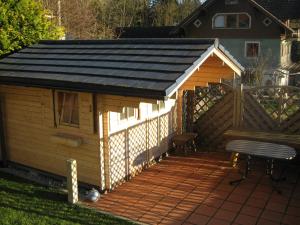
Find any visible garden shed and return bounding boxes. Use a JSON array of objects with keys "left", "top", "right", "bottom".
[{"left": 0, "top": 39, "right": 243, "bottom": 190}]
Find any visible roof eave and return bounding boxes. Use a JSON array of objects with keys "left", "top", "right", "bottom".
[{"left": 0, "top": 76, "right": 167, "bottom": 100}]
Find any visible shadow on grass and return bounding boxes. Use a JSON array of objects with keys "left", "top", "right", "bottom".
[{"left": 0, "top": 172, "right": 133, "bottom": 225}]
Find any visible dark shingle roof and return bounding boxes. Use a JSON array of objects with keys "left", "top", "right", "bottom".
[
  {"left": 255, "top": 0, "right": 300, "bottom": 20},
  {"left": 0, "top": 39, "right": 218, "bottom": 99}
]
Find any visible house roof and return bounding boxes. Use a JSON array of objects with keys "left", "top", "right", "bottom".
[
  {"left": 117, "top": 26, "right": 175, "bottom": 38},
  {"left": 254, "top": 0, "right": 300, "bottom": 20},
  {"left": 173, "top": 0, "right": 294, "bottom": 34},
  {"left": 0, "top": 39, "right": 243, "bottom": 100}
]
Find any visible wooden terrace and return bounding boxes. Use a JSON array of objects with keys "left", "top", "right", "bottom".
[{"left": 84, "top": 152, "right": 300, "bottom": 225}]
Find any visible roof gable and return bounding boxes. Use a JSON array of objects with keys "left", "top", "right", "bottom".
[{"left": 173, "top": 0, "right": 294, "bottom": 34}]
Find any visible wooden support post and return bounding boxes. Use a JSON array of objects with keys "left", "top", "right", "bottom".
[
  {"left": 177, "top": 89, "right": 184, "bottom": 134},
  {"left": 102, "top": 111, "right": 110, "bottom": 191},
  {"left": 186, "top": 90, "right": 195, "bottom": 132},
  {"left": 66, "top": 159, "right": 78, "bottom": 204}
]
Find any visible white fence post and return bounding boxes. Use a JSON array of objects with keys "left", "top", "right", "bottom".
[{"left": 66, "top": 159, "right": 78, "bottom": 204}]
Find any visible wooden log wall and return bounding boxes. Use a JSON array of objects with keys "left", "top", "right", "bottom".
[{"left": 0, "top": 85, "right": 101, "bottom": 186}]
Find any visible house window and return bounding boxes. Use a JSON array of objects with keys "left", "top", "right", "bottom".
[
  {"left": 120, "top": 107, "right": 136, "bottom": 121},
  {"left": 225, "top": 0, "right": 238, "bottom": 5},
  {"left": 213, "top": 13, "right": 250, "bottom": 29},
  {"left": 57, "top": 92, "right": 79, "bottom": 127},
  {"left": 245, "top": 42, "right": 260, "bottom": 58}
]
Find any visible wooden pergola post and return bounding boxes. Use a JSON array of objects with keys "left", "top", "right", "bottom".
[
  {"left": 186, "top": 90, "right": 195, "bottom": 132},
  {"left": 177, "top": 89, "right": 184, "bottom": 134},
  {"left": 102, "top": 110, "right": 110, "bottom": 191}
]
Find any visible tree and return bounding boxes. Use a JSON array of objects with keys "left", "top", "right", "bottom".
[{"left": 0, "top": 0, "right": 63, "bottom": 56}]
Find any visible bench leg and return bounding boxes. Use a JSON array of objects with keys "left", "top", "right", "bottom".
[{"left": 231, "top": 152, "right": 239, "bottom": 168}]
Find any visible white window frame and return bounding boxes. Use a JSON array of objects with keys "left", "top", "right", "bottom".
[
  {"left": 118, "top": 107, "right": 138, "bottom": 123},
  {"left": 212, "top": 13, "right": 251, "bottom": 29},
  {"left": 244, "top": 41, "right": 261, "bottom": 58}
]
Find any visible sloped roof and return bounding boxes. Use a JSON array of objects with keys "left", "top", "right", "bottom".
[
  {"left": 255, "top": 0, "right": 300, "bottom": 20},
  {"left": 0, "top": 39, "right": 243, "bottom": 99}
]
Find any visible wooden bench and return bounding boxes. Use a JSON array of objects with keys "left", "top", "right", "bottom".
[{"left": 224, "top": 129, "right": 300, "bottom": 167}]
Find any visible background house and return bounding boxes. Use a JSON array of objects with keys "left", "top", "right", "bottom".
[
  {"left": 120, "top": 0, "right": 299, "bottom": 86},
  {"left": 172, "top": 0, "right": 295, "bottom": 86}
]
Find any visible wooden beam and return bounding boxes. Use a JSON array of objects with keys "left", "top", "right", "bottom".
[
  {"left": 102, "top": 110, "right": 110, "bottom": 191},
  {"left": 177, "top": 89, "right": 183, "bottom": 134}
]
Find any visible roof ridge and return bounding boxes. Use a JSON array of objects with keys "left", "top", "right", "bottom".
[{"left": 39, "top": 38, "right": 216, "bottom": 45}]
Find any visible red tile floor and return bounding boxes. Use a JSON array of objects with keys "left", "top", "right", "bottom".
[{"left": 84, "top": 152, "right": 300, "bottom": 225}]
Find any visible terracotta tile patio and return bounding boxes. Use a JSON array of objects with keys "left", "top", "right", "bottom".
[{"left": 84, "top": 152, "right": 300, "bottom": 225}]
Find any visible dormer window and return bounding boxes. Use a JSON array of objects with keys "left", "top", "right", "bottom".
[
  {"left": 225, "top": 0, "right": 238, "bottom": 5},
  {"left": 213, "top": 13, "right": 250, "bottom": 29}
]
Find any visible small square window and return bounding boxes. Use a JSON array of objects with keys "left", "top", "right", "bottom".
[
  {"left": 193, "top": 19, "right": 202, "bottom": 28},
  {"left": 246, "top": 42, "right": 260, "bottom": 58},
  {"left": 245, "top": 42, "right": 260, "bottom": 58},
  {"left": 263, "top": 17, "right": 272, "bottom": 26},
  {"left": 57, "top": 92, "right": 79, "bottom": 127}
]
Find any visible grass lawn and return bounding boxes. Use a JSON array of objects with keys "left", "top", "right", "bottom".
[{"left": 0, "top": 171, "right": 135, "bottom": 225}]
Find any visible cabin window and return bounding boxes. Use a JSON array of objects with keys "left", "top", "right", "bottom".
[
  {"left": 57, "top": 92, "right": 79, "bottom": 127},
  {"left": 152, "top": 103, "right": 159, "bottom": 112},
  {"left": 159, "top": 101, "right": 165, "bottom": 110},
  {"left": 120, "top": 107, "right": 136, "bottom": 121},
  {"left": 152, "top": 101, "right": 165, "bottom": 113},
  {"left": 245, "top": 42, "right": 260, "bottom": 58},
  {"left": 213, "top": 13, "right": 250, "bottom": 29}
]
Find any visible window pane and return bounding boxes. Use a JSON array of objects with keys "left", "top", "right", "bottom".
[
  {"left": 246, "top": 43, "right": 259, "bottom": 57},
  {"left": 120, "top": 108, "right": 127, "bottom": 120},
  {"left": 214, "top": 15, "right": 225, "bottom": 28},
  {"left": 159, "top": 101, "right": 165, "bottom": 110},
  {"left": 226, "top": 14, "right": 237, "bottom": 28},
  {"left": 239, "top": 14, "right": 250, "bottom": 28},
  {"left": 127, "top": 107, "right": 135, "bottom": 118},
  {"left": 152, "top": 104, "right": 159, "bottom": 112},
  {"left": 58, "top": 92, "right": 79, "bottom": 126}
]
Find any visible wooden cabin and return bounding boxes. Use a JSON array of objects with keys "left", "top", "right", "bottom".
[{"left": 0, "top": 39, "right": 244, "bottom": 190}]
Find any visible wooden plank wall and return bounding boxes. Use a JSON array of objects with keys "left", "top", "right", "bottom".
[
  {"left": 0, "top": 85, "right": 100, "bottom": 186},
  {"left": 180, "top": 56, "right": 235, "bottom": 90}
]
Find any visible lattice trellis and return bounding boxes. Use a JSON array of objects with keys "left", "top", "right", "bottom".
[
  {"left": 109, "top": 131, "right": 127, "bottom": 186},
  {"left": 246, "top": 86, "right": 300, "bottom": 122},
  {"left": 148, "top": 118, "right": 159, "bottom": 160},
  {"left": 128, "top": 123, "right": 147, "bottom": 175},
  {"left": 105, "top": 110, "right": 176, "bottom": 190},
  {"left": 243, "top": 86, "right": 300, "bottom": 134},
  {"left": 193, "top": 84, "right": 233, "bottom": 122}
]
